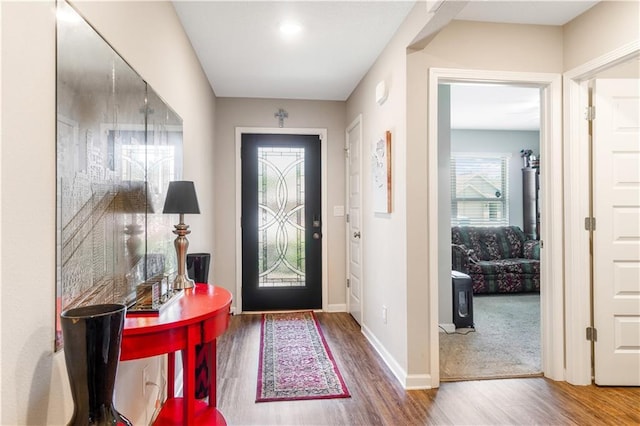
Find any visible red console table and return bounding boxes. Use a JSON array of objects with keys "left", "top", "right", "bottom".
[{"left": 121, "top": 284, "right": 232, "bottom": 426}]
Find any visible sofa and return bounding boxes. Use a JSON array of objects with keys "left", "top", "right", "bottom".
[{"left": 451, "top": 226, "right": 540, "bottom": 294}]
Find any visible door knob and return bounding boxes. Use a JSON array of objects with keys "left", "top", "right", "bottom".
[
  {"left": 313, "top": 232, "right": 321, "bottom": 240},
  {"left": 353, "top": 231, "right": 361, "bottom": 239}
]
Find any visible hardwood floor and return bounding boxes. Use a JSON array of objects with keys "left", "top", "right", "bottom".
[{"left": 216, "top": 312, "right": 640, "bottom": 425}]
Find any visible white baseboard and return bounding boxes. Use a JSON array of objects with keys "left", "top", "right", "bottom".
[
  {"left": 439, "top": 323, "right": 455, "bottom": 333},
  {"left": 361, "top": 325, "right": 407, "bottom": 388},
  {"left": 405, "top": 373, "right": 433, "bottom": 390},
  {"left": 361, "top": 325, "right": 434, "bottom": 390},
  {"left": 326, "top": 303, "right": 346, "bottom": 312}
]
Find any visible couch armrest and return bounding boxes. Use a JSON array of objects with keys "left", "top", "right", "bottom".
[
  {"left": 452, "top": 244, "right": 476, "bottom": 274},
  {"left": 524, "top": 240, "right": 540, "bottom": 260}
]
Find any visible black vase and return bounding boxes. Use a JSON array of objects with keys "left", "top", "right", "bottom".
[
  {"left": 186, "top": 252, "right": 211, "bottom": 284},
  {"left": 61, "top": 304, "right": 132, "bottom": 426},
  {"left": 186, "top": 252, "right": 212, "bottom": 399}
]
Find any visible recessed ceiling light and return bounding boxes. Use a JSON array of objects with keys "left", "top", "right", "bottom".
[{"left": 279, "top": 21, "right": 302, "bottom": 36}]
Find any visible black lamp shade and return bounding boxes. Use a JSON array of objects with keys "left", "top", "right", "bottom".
[{"left": 162, "top": 181, "right": 200, "bottom": 214}]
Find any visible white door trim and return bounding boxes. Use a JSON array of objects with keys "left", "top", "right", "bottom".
[
  {"left": 428, "top": 68, "right": 564, "bottom": 387},
  {"left": 563, "top": 40, "right": 640, "bottom": 385},
  {"left": 234, "top": 127, "right": 329, "bottom": 313},
  {"left": 345, "top": 114, "right": 363, "bottom": 324}
]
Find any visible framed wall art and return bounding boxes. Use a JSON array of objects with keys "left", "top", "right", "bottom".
[{"left": 372, "top": 130, "right": 392, "bottom": 213}]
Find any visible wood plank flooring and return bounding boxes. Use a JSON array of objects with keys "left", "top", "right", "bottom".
[{"left": 216, "top": 312, "right": 640, "bottom": 425}]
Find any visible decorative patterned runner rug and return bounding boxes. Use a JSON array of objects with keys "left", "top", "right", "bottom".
[{"left": 256, "top": 311, "right": 350, "bottom": 402}]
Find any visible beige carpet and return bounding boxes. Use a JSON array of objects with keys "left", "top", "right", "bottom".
[{"left": 440, "top": 293, "right": 542, "bottom": 381}]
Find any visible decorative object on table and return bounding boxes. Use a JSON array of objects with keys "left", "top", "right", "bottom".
[
  {"left": 372, "top": 130, "right": 392, "bottom": 213},
  {"left": 187, "top": 253, "right": 211, "bottom": 285},
  {"left": 187, "top": 253, "right": 213, "bottom": 399},
  {"left": 127, "top": 275, "right": 182, "bottom": 316},
  {"left": 61, "top": 304, "right": 132, "bottom": 426},
  {"left": 256, "top": 311, "right": 350, "bottom": 402},
  {"left": 136, "top": 279, "right": 161, "bottom": 308},
  {"left": 163, "top": 181, "right": 201, "bottom": 289}
]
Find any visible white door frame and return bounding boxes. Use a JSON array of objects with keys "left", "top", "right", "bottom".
[
  {"left": 563, "top": 41, "right": 640, "bottom": 385},
  {"left": 428, "top": 68, "right": 564, "bottom": 387},
  {"left": 345, "top": 114, "right": 363, "bottom": 324},
  {"left": 234, "top": 127, "right": 329, "bottom": 313}
]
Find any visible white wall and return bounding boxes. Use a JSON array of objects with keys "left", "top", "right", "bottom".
[
  {"left": 1, "top": 1, "right": 216, "bottom": 424},
  {"left": 345, "top": 3, "right": 427, "bottom": 386},
  {"left": 214, "top": 98, "right": 346, "bottom": 309},
  {"left": 450, "top": 129, "right": 541, "bottom": 230},
  {"left": 563, "top": 0, "right": 640, "bottom": 71}
]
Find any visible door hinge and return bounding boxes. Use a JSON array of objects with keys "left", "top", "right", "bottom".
[
  {"left": 346, "top": 278, "right": 350, "bottom": 288},
  {"left": 344, "top": 147, "right": 350, "bottom": 158},
  {"left": 584, "top": 217, "right": 596, "bottom": 231},
  {"left": 585, "top": 106, "right": 596, "bottom": 121},
  {"left": 346, "top": 213, "right": 350, "bottom": 223},
  {"left": 586, "top": 326, "right": 598, "bottom": 342}
]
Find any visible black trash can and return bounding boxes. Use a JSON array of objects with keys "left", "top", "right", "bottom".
[{"left": 452, "top": 270, "right": 474, "bottom": 329}]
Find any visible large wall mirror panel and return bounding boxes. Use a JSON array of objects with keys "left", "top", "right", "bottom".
[{"left": 56, "top": 0, "right": 183, "bottom": 351}]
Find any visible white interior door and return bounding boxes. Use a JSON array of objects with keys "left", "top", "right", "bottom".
[
  {"left": 593, "top": 78, "right": 640, "bottom": 386},
  {"left": 346, "top": 116, "right": 363, "bottom": 325}
]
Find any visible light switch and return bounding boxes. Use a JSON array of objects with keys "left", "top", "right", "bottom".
[{"left": 333, "top": 205, "right": 344, "bottom": 217}]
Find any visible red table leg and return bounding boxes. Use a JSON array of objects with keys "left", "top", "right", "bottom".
[
  {"left": 208, "top": 340, "right": 216, "bottom": 408},
  {"left": 167, "top": 352, "right": 175, "bottom": 399},
  {"left": 183, "top": 324, "right": 199, "bottom": 425}
]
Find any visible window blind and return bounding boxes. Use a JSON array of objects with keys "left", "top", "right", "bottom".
[{"left": 451, "top": 153, "right": 510, "bottom": 226}]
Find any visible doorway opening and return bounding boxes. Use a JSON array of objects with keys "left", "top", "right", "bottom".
[
  {"left": 439, "top": 82, "right": 543, "bottom": 381},
  {"left": 427, "top": 68, "right": 564, "bottom": 387}
]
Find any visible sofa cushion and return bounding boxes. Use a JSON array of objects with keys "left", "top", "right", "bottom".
[
  {"left": 452, "top": 226, "right": 526, "bottom": 260},
  {"left": 469, "top": 259, "right": 540, "bottom": 276},
  {"left": 470, "top": 272, "right": 540, "bottom": 294},
  {"left": 524, "top": 240, "right": 540, "bottom": 260}
]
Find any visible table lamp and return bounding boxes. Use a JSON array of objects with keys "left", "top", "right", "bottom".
[{"left": 162, "top": 181, "right": 200, "bottom": 289}]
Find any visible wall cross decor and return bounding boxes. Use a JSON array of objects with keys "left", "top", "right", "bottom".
[{"left": 274, "top": 108, "right": 288, "bottom": 128}]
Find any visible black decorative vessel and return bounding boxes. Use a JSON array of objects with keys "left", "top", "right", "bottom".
[
  {"left": 187, "top": 252, "right": 212, "bottom": 399},
  {"left": 61, "top": 304, "right": 132, "bottom": 426}
]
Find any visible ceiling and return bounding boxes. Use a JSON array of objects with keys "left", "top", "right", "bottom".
[
  {"left": 173, "top": 0, "right": 600, "bottom": 130},
  {"left": 450, "top": 84, "right": 540, "bottom": 131},
  {"left": 455, "top": 0, "right": 598, "bottom": 26},
  {"left": 173, "top": 1, "right": 416, "bottom": 101}
]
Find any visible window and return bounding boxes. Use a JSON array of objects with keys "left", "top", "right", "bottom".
[{"left": 451, "top": 153, "right": 510, "bottom": 226}]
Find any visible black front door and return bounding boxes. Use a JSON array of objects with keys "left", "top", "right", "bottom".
[{"left": 241, "top": 133, "right": 322, "bottom": 311}]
